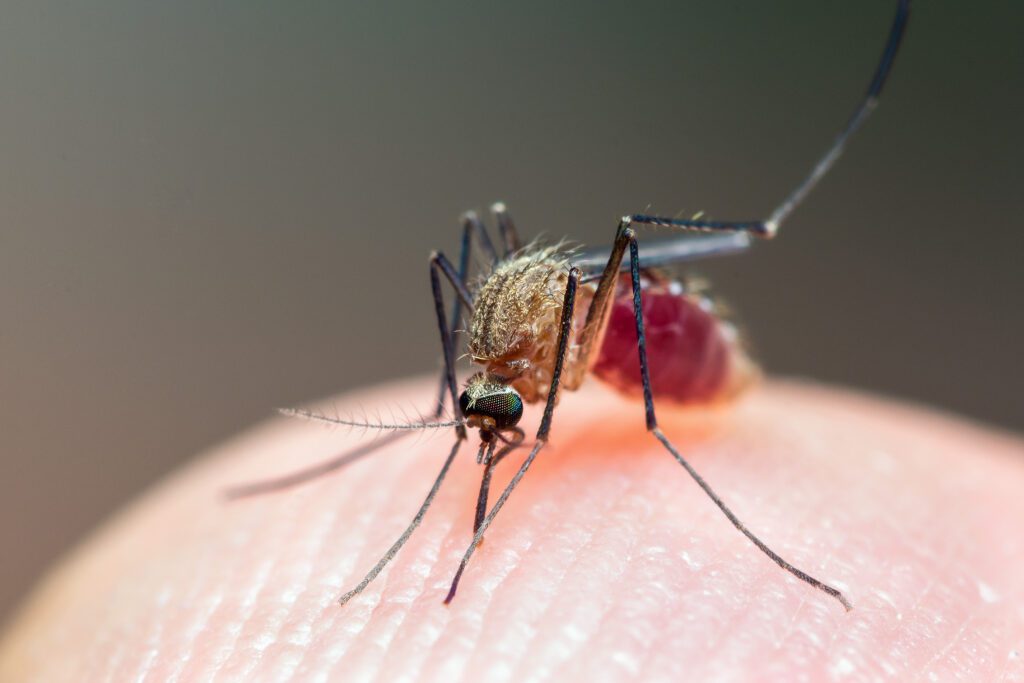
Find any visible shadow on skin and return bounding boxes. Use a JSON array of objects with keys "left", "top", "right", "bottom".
[{"left": 2, "top": 378, "right": 1023, "bottom": 681}]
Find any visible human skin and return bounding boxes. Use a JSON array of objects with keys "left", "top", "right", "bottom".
[{"left": 1, "top": 378, "right": 1022, "bottom": 682}]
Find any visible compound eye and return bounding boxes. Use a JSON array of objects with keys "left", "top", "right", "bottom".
[{"left": 459, "top": 387, "right": 524, "bottom": 430}]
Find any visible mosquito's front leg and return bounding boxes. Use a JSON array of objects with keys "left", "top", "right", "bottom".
[
  {"left": 332, "top": 250, "right": 476, "bottom": 605},
  {"left": 472, "top": 427, "right": 525, "bottom": 537},
  {"left": 443, "top": 267, "right": 582, "bottom": 604}
]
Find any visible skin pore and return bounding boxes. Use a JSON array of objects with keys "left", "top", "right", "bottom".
[{"left": 1, "top": 377, "right": 1022, "bottom": 681}]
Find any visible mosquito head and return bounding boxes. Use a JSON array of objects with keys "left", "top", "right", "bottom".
[{"left": 459, "top": 374, "right": 524, "bottom": 432}]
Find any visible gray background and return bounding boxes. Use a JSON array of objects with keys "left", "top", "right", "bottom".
[{"left": 1, "top": 1, "right": 1021, "bottom": 623}]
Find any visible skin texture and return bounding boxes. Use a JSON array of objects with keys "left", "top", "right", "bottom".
[{"left": 1, "top": 378, "right": 1023, "bottom": 682}]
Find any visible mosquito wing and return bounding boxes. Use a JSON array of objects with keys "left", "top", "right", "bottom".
[{"left": 573, "top": 231, "right": 751, "bottom": 274}]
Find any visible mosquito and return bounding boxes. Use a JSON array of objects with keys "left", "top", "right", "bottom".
[{"left": 228, "top": 1, "right": 911, "bottom": 612}]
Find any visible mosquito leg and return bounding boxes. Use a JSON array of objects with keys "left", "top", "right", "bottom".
[
  {"left": 491, "top": 202, "right": 521, "bottom": 256},
  {"left": 338, "top": 437, "right": 463, "bottom": 606},
  {"left": 434, "top": 212, "right": 497, "bottom": 413},
  {"left": 444, "top": 268, "right": 581, "bottom": 604},
  {"left": 472, "top": 441, "right": 497, "bottom": 539},
  {"left": 461, "top": 210, "right": 499, "bottom": 267},
  {"left": 430, "top": 251, "right": 474, "bottom": 315},
  {"left": 630, "top": 0, "right": 910, "bottom": 239},
  {"left": 334, "top": 251, "right": 474, "bottom": 605},
  {"left": 575, "top": 220, "right": 631, "bottom": 367},
  {"left": 472, "top": 428, "right": 525, "bottom": 537},
  {"left": 428, "top": 252, "right": 472, "bottom": 443},
  {"left": 622, "top": 228, "right": 853, "bottom": 611}
]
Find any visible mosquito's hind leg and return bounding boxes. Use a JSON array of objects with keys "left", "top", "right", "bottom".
[
  {"left": 630, "top": 0, "right": 910, "bottom": 239},
  {"left": 619, "top": 226, "right": 853, "bottom": 611}
]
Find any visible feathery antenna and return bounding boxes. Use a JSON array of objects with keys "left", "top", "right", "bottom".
[{"left": 278, "top": 407, "right": 465, "bottom": 431}]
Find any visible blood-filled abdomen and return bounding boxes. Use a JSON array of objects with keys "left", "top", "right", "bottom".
[{"left": 590, "top": 275, "right": 757, "bottom": 405}]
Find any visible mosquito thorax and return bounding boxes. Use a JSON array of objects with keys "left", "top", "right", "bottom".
[{"left": 459, "top": 374, "right": 524, "bottom": 431}]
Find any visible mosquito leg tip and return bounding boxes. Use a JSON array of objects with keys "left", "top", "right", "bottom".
[{"left": 823, "top": 584, "right": 853, "bottom": 612}]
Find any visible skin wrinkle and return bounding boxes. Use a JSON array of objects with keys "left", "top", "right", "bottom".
[
  {"left": 475, "top": 511, "right": 571, "bottom": 679},
  {"left": 634, "top": 553, "right": 703, "bottom": 682},
  {"left": 638, "top": 489, "right": 751, "bottom": 681},
  {"left": 563, "top": 479, "right": 666, "bottom": 681},
  {"left": 831, "top": 528, "right": 966, "bottom": 675},
  {"left": 265, "top": 508, "right": 342, "bottom": 681},
  {"left": 261, "top": 425, "right": 415, "bottom": 680},
  {"left": 418, "top": 535, "right": 493, "bottom": 681},
  {"left": 682, "top": 431, "right": 835, "bottom": 678},
  {"left": 995, "top": 640, "right": 1024, "bottom": 682},
  {"left": 463, "top": 474, "right": 567, "bottom": 681},
  {"left": 636, "top": 463, "right": 750, "bottom": 680},
  {"left": 543, "top": 469, "right": 645, "bottom": 683},
  {"left": 876, "top": 526, "right": 955, "bottom": 675},
  {"left": 696, "top": 556, "right": 777, "bottom": 681},
  {"left": 647, "top": 511, "right": 737, "bottom": 679},
  {"left": 892, "top": 440, "right": 1011, "bottom": 675},
  {"left": 685, "top": 412, "right": 855, "bottom": 678},
  {"left": 220, "top": 526, "right": 290, "bottom": 678},
  {"left": 295, "top": 503, "right": 373, "bottom": 678},
  {"left": 172, "top": 591, "right": 227, "bottom": 682},
  {"left": 225, "top": 491, "right": 333, "bottom": 678},
  {"left": 922, "top": 615, "right": 975, "bottom": 679},
  {"left": 372, "top": 501, "right": 456, "bottom": 679},
  {"left": 819, "top": 510, "right": 895, "bottom": 676},
  {"left": 774, "top": 595, "right": 813, "bottom": 659},
  {"left": 501, "top": 466, "right": 618, "bottom": 681},
  {"left": 359, "top": 523, "right": 440, "bottom": 670},
  {"left": 250, "top": 492, "right": 340, "bottom": 680},
  {"left": 627, "top": 540, "right": 684, "bottom": 676},
  {"left": 510, "top": 462, "right": 634, "bottom": 682},
  {"left": 337, "top": 451, "right": 465, "bottom": 681},
  {"left": 374, "top": 529, "right": 454, "bottom": 683},
  {"left": 153, "top": 507, "right": 242, "bottom": 680},
  {"left": 225, "top": 518, "right": 299, "bottom": 679},
  {"left": 447, "top": 492, "right": 531, "bottom": 681},
  {"left": 768, "top": 483, "right": 846, "bottom": 659}
]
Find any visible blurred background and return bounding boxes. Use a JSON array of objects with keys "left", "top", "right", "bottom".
[{"left": 1, "top": 0, "right": 1021, "bottom": 623}]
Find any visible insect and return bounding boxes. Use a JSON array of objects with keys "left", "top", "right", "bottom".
[{"left": 229, "top": 1, "right": 911, "bottom": 612}]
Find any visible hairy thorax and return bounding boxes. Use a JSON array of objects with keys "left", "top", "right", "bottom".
[{"left": 468, "top": 248, "right": 590, "bottom": 403}]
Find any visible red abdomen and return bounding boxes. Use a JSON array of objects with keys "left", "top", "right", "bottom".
[{"left": 590, "top": 276, "right": 756, "bottom": 405}]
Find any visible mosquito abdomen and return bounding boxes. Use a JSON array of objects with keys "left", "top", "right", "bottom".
[{"left": 591, "top": 276, "right": 757, "bottom": 405}]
